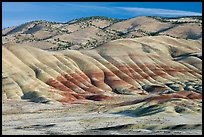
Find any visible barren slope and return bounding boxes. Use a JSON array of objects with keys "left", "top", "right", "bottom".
[
  {"left": 107, "top": 16, "right": 173, "bottom": 33},
  {"left": 2, "top": 36, "right": 202, "bottom": 103}
]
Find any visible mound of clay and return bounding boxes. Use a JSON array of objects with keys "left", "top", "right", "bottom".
[{"left": 2, "top": 35, "right": 202, "bottom": 103}]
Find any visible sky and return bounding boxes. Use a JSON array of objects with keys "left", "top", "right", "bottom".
[{"left": 2, "top": 2, "right": 202, "bottom": 29}]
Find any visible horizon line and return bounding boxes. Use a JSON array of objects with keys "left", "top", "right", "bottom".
[{"left": 2, "top": 14, "right": 202, "bottom": 30}]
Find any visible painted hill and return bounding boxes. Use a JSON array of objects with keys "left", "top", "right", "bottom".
[{"left": 2, "top": 35, "right": 202, "bottom": 103}]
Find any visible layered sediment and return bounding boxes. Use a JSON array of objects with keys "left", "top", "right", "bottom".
[{"left": 2, "top": 36, "right": 202, "bottom": 104}]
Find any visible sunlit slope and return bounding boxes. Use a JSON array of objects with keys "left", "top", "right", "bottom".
[{"left": 2, "top": 36, "right": 202, "bottom": 103}]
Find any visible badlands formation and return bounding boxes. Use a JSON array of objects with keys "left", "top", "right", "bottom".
[{"left": 2, "top": 16, "right": 202, "bottom": 135}]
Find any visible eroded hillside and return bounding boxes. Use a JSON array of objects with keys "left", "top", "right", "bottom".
[{"left": 2, "top": 35, "right": 202, "bottom": 103}]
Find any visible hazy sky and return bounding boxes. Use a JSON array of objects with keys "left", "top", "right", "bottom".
[{"left": 2, "top": 2, "right": 202, "bottom": 28}]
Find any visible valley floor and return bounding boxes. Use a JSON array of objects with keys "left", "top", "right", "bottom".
[{"left": 2, "top": 95, "right": 202, "bottom": 135}]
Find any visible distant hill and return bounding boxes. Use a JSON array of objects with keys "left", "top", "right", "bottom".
[{"left": 2, "top": 16, "right": 202, "bottom": 50}]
